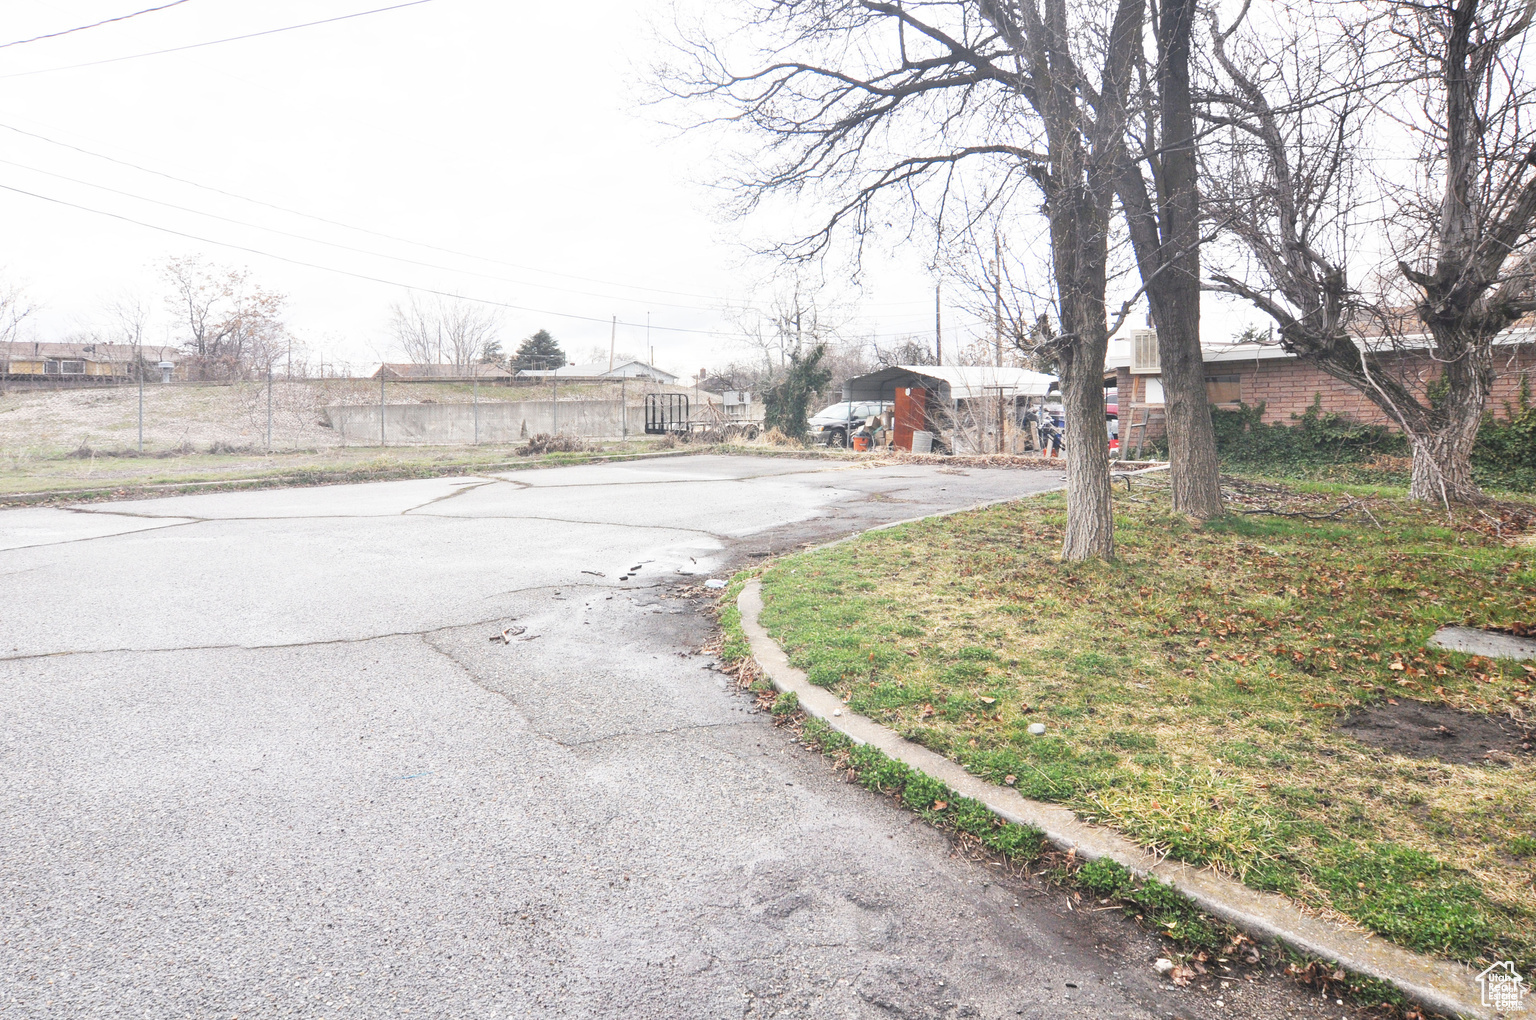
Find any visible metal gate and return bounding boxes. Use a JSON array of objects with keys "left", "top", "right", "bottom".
[{"left": 644, "top": 393, "right": 690, "bottom": 434}]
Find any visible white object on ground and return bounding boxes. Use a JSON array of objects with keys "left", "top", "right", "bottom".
[
  {"left": 1027, "top": 722, "right": 1047, "bottom": 736},
  {"left": 704, "top": 579, "right": 727, "bottom": 589},
  {"left": 1155, "top": 959, "right": 1174, "bottom": 974}
]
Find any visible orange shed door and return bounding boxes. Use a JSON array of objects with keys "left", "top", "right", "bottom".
[{"left": 893, "top": 386, "right": 928, "bottom": 452}]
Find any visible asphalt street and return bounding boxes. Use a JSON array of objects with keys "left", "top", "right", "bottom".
[{"left": 1, "top": 455, "right": 1356, "bottom": 1018}]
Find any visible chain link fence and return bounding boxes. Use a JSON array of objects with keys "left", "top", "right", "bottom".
[{"left": 0, "top": 375, "right": 691, "bottom": 457}]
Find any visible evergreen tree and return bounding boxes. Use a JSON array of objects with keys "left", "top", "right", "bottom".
[
  {"left": 762, "top": 344, "right": 832, "bottom": 441},
  {"left": 513, "top": 329, "right": 565, "bottom": 371}
]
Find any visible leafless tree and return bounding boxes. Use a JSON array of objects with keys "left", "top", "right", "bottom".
[
  {"left": 0, "top": 277, "right": 34, "bottom": 376},
  {"left": 388, "top": 293, "right": 499, "bottom": 372},
  {"left": 1113, "top": 0, "right": 1222, "bottom": 517},
  {"left": 388, "top": 293, "right": 443, "bottom": 366},
  {"left": 105, "top": 292, "right": 153, "bottom": 379},
  {"left": 729, "top": 275, "right": 846, "bottom": 377},
  {"left": 1204, "top": 0, "right": 1536, "bottom": 504},
  {"left": 665, "top": 0, "right": 1142, "bottom": 558},
  {"left": 163, "top": 256, "right": 288, "bottom": 380},
  {"left": 439, "top": 297, "right": 500, "bottom": 371},
  {"left": 871, "top": 334, "right": 939, "bottom": 368}
]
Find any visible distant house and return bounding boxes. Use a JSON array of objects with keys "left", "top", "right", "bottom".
[
  {"left": 0, "top": 341, "right": 183, "bottom": 382},
  {"left": 515, "top": 360, "right": 679, "bottom": 385},
  {"left": 1107, "top": 327, "right": 1536, "bottom": 442},
  {"left": 373, "top": 363, "right": 514, "bottom": 382}
]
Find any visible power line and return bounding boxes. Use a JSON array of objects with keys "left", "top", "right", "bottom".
[
  {"left": 0, "top": 178, "right": 746, "bottom": 338},
  {"left": 0, "top": 156, "right": 738, "bottom": 314},
  {"left": 0, "top": 1, "right": 198, "bottom": 50},
  {"left": 0, "top": 178, "right": 970, "bottom": 342},
  {"left": 0, "top": 121, "right": 749, "bottom": 305},
  {"left": 0, "top": 0, "right": 440, "bottom": 79},
  {"left": 0, "top": 120, "right": 942, "bottom": 316}
]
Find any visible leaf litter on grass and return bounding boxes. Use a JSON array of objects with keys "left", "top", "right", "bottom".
[{"left": 756, "top": 475, "right": 1536, "bottom": 969}]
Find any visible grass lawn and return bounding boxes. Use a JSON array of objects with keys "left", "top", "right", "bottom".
[
  {"left": 751, "top": 475, "right": 1536, "bottom": 971},
  {"left": 0, "top": 440, "right": 676, "bottom": 499}
]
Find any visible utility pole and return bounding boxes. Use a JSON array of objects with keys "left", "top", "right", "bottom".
[
  {"left": 995, "top": 386, "right": 1006, "bottom": 454},
  {"left": 266, "top": 367, "right": 273, "bottom": 451},
  {"left": 609, "top": 315, "right": 616, "bottom": 373},
  {"left": 380, "top": 366, "right": 386, "bottom": 446},
  {"left": 137, "top": 354, "right": 144, "bottom": 453},
  {"left": 993, "top": 230, "right": 1003, "bottom": 368},
  {"left": 934, "top": 281, "right": 943, "bottom": 366},
  {"left": 473, "top": 366, "right": 479, "bottom": 445}
]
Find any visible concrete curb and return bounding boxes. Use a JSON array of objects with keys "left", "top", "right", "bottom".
[
  {"left": 0, "top": 448, "right": 708, "bottom": 506},
  {"left": 736, "top": 509, "right": 1489, "bottom": 1020}
]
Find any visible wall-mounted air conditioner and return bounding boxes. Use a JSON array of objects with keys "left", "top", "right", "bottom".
[{"left": 1130, "top": 328, "right": 1160, "bottom": 374}]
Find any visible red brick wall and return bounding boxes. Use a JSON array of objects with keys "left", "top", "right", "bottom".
[{"left": 1113, "top": 345, "right": 1536, "bottom": 446}]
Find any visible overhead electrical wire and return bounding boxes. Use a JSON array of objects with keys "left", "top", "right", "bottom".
[
  {"left": 0, "top": 157, "right": 745, "bottom": 314},
  {"left": 0, "top": 179, "right": 759, "bottom": 338},
  {"left": 0, "top": 178, "right": 969, "bottom": 341},
  {"left": 0, "top": 121, "right": 749, "bottom": 305},
  {"left": 0, "top": 1, "right": 198, "bottom": 50},
  {"left": 0, "top": 0, "right": 440, "bottom": 79},
  {"left": 0, "top": 120, "right": 944, "bottom": 317}
]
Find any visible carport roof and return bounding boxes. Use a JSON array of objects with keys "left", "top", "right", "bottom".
[{"left": 842, "top": 365, "right": 1058, "bottom": 403}]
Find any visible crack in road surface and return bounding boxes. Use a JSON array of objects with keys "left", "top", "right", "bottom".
[{"left": 0, "top": 456, "right": 1360, "bottom": 1020}]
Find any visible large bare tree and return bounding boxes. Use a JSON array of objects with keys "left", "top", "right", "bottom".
[
  {"left": 163, "top": 256, "right": 288, "bottom": 380},
  {"left": 388, "top": 293, "right": 499, "bottom": 372},
  {"left": 1113, "top": 0, "right": 1223, "bottom": 518},
  {"left": 1204, "top": 0, "right": 1536, "bottom": 504},
  {"left": 667, "top": 0, "right": 1143, "bottom": 558}
]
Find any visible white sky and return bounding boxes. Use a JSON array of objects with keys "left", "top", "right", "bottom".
[
  {"left": 0, "top": 0, "right": 983, "bottom": 377},
  {"left": 0, "top": 0, "right": 1267, "bottom": 377}
]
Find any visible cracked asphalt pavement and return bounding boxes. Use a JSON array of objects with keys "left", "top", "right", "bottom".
[{"left": 2, "top": 455, "right": 1357, "bottom": 1018}]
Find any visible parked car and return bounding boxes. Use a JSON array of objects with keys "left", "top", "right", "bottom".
[{"left": 809, "top": 400, "right": 891, "bottom": 447}]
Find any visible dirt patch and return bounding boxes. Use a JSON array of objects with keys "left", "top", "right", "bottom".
[{"left": 1339, "top": 700, "right": 1534, "bottom": 764}]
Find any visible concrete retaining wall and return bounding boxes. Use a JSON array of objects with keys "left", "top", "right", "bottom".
[{"left": 325, "top": 400, "right": 637, "bottom": 444}]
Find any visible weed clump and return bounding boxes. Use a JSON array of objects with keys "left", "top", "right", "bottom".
[{"left": 516, "top": 433, "right": 589, "bottom": 455}]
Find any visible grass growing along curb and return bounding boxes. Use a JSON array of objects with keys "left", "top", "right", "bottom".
[
  {"left": 713, "top": 572, "right": 1429, "bottom": 1019},
  {"left": 743, "top": 477, "right": 1536, "bottom": 976},
  {"left": 0, "top": 439, "right": 881, "bottom": 504}
]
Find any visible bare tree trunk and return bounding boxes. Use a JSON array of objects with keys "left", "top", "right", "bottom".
[
  {"left": 1116, "top": 0, "right": 1223, "bottom": 519},
  {"left": 1152, "top": 0, "right": 1222, "bottom": 519},
  {"left": 1407, "top": 341, "right": 1490, "bottom": 503},
  {"left": 1048, "top": 184, "right": 1116, "bottom": 561},
  {"left": 1059, "top": 333, "right": 1115, "bottom": 560}
]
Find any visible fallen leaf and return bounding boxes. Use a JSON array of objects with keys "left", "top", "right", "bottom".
[
  {"left": 932, "top": 801, "right": 947, "bottom": 811},
  {"left": 1004, "top": 774, "right": 1017, "bottom": 786}
]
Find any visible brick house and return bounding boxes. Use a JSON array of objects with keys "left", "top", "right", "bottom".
[{"left": 1108, "top": 328, "right": 1536, "bottom": 444}]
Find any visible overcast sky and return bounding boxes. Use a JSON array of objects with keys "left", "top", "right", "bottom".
[{"left": 0, "top": 0, "right": 999, "bottom": 376}]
